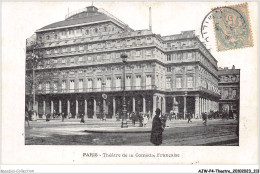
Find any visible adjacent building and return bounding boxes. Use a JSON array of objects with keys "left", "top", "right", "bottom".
[
  {"left": 218, "top": 66, "right": 240, "bottom": 117},
  {"left": 26, "top": 6, "right": 220, "bottom": 120}
]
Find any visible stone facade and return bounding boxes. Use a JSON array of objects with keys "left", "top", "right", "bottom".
[
  {"left": 218, "top": 65, "right": 240, "bottom": 117},
  {"left": 26, "top": 6, "right": 220, "bottom": 119}
]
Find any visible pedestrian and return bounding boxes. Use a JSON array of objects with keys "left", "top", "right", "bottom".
[
  {"left": 143, "top": 115, "right": 148, "bottom": 127},
  {"left": 202, "top": 112, "right": 207, "bottom": 126},
  {"left": 132, "top": 112, "right": 136, "bottom": 126},
  {"left": 80, "top": 113, "right": 85, "bottom": 123},
  {"left": 187, "top": 112, "right": 192, "bottom": 123},
  {"left": 61, "top": 112, "right": 65, "bottom": 122},
  {"left": 25, "top": 112, "right": 30, "bottom": 128},
  {"left": 150, "top": 108, "right": 164, "bottom": 146}
]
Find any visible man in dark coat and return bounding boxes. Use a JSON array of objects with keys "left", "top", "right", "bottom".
[{"left": 150, "top": 108, "right": 164, "bottom": 146}]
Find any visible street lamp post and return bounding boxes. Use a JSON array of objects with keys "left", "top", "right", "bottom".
[{"left": 121, "top": 53, "right": 128, "bottom": 128}]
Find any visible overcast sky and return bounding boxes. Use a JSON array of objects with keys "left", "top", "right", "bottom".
[{"left": 2, "top": 1, "right": 258, "bottom": 68}]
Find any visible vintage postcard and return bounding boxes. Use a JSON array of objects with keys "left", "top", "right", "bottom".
[{"left": 1, "top": 1, "right": 259, "bottom": 172}]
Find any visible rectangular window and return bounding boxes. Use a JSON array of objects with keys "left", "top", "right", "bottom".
[
  {"left": 167, "top": 67, "right": 171, "bottom": 72},
  {"left": 166, "top": 77, "right": 171, "bottom": 89},
  {"left": 136, "top": 51, "right": 141, "bottom": 57},
  {"left": 167, "top": 55, "right": 171, "bottom": 61},
  {"left": 167, "top": 43, "right": 171, "bottom": 47},
  {"left": 147, "top": 37, "right": 152, "bottom": 44},
  {"left": 176, "top": 78, "right": 182, "bottom": 88},
  {"left": 88, "top": 45, "right": 92, "bottom": 50},
  {"left": 232, "top": 89, "right": 237, "bottom": 99},
  {"left": 222, "top": 89, "right": 229, "bottom": 99},
  {"left": 106, "top": 77, "right": 111, "bottom": 91},
  {"left": 46, "top": 82, "right": 50, "bottom": 93},
  {"left": 116, "top": 77, "right": 121, "bottom": 90},
  {"left": 79, "top": 45, "right": 84, "bottom": 51},
  {"left": 126, "top": 76, "right": 131, "bottom": 90},
  {"left": 97, "top": 78, "right": 102, "bottom": 91},
  {"left": 53, "top": 82, "right": 58, "bottom": 93},
  {"left": 187, "top": 52, "right": 192, "bottom": 59},
  {"left": 117, "top": 41, "right": 121, "bottom": 47},
  {"left": 62, "top": 80, "right": 66, "bottom": 92},
  {"left": 70, "top": 58, "right": 74, "bottom": 63},
  {"left": 126, "top": 40, "right": 131, "bottom": 46},
  {"left": 136, "top": 75, "right": 141, "bottom": 90},
  {"left": 88, "top": 57, "right": 92, "bottom": 61},
  {"left": 62, "top": 59, "right": 66, "bottom": 64},
  {"left": 79, "top": 79, "right": 83, "bottom": 92},
  {"left": 136, "top": 39, "right": 141, "bottom": 44},
  {"left": 146, "top": 50, "right": 151, "bottom": 56},
  {"left": 97, "top": 56, "right": 101, "bottom": 62},
  {"left": 187, "top": 77, "right": 193, "bottom": 88},
  {"left": 146, "top": 75, "right": 151, "bottom": 89},
  {"left": 38, "top": 83, "right": 42, "bottom": 90},
  {"left": 88, "top": 79, "right": 93, "bottom": 91},
  {"left": 70, "top": 80, "right": 75, "bottom": 92},
  {"left": 78, "top": 57, "right": 83, "bottom": 62},
  {"left": 106, "top": 42, "right": 111, "bottom": 48}
]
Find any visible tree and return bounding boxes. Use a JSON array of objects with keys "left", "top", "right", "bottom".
[{"left": 25, "top": 41, "right": 55, "bottom": 112}]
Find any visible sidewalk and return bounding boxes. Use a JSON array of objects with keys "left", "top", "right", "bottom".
[{"left": 28, "top": 118, "right": 237, "bottom": 133}]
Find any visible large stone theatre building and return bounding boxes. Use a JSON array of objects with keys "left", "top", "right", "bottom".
[{"left": 26, "top": 6, "right": 220, "bottom": 119}]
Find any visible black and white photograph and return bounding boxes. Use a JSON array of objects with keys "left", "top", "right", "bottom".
[{"left": 1, "top": 1, "right": 259, "bottom": 172}]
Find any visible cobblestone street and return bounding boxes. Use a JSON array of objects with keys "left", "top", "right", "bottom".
[{"left": 25, "top": 119, "right": 238, "bottom": 146}]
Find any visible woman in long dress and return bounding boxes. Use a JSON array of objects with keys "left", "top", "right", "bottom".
[{"left": 150, "top": 108, "right": 164, "bottom": 145}]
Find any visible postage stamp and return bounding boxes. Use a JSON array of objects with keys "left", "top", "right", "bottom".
[{"left": 212, "top": 3, "right": 253, "bottom": 51}]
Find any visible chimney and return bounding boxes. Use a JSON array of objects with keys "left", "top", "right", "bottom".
[
  {"left": 149, "top": 7, "right": 152, "bottom": 31},
  {"left": 232, "top": 65, "right": 235, "bottom": 69}
]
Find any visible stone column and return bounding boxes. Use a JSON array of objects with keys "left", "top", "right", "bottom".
[
  {"left": 195, "top": 96, "right": 199, "bottom": 119},
  {"left": 59, "top": 100, "right": 62, "bottom": 113},
  {"left": 153, "top": 95, "right": 157, "bottom": 116},
  {"left": 93, "top": 98, "right": 97, "bottom": 119},
  {"left": 84, "top": 99, "right": 88, "bottom": 119},
  {"left": 132, "top": 97, "right": 136, "bottom": 112},
  {"left": 162, "top": 96, "right": 166, "bottom": 114},
  {"left": 51, "top": 100, "right": 54, "bottom": 116},
  {"left": 143, "top": 96, "right": 146, "bottom": 113},
  {"left": 67, "top": 100, "right": 70, "bottom": 118},
  {"left": 183, "top": 96, "right": 187, "bottom": 119},
  {"left": 76, "top": 98, "right": 78, "bottom": 119},
  {"left": 36, "top": 101, "right": 39, "bottom": 119},
  {"left": 43, "top": 100, "right": 46, "bottom": 119},
  {"left": 112, "top": 97, "right": 116, "bottom": 118},
  {"left": 202, "top": 98, "right": 204, "bottom": 113}
]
